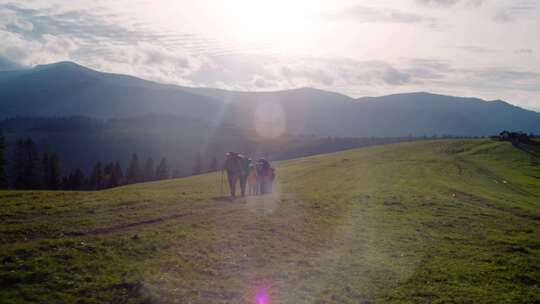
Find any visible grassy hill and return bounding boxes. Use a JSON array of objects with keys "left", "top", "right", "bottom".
[{"left": 0, "top": 140, "right": 539, "bottom": 303}]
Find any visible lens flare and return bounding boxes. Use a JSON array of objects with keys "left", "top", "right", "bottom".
[
  {"left": 254, "top": 102, "right": 286, "bottom": 139},
  {"left": 256, "top": 289, "right": 268, "bottom": 304}
]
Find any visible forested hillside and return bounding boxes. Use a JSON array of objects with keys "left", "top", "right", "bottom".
[{"left": 0, "top": 115, "right": 422, "bottom": 189}]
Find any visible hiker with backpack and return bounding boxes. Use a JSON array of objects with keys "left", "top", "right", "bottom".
[
  {"left": 223, "top": 152, "right": 250, "bottom": 197},
  {"left": 267, "top": 167, "right": 275, "bottom": 193},
  {"left": 222, "top": 152, "right": 275, "bottom": 197},
  {"left": 247, "top": 161, "right": 258, "bottom": 195},
  {"left": 257, "top": 158, "right": 275, "bottom": 194}
]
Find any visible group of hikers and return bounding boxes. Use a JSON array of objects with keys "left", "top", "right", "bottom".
[{"left": 223, "top": 152, "right": 275, "bottom": 197}]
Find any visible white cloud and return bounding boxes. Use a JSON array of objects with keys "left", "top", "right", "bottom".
[
  {"left": 493, "top": 1, "right": 540, "bottom": 23},
  {"left": 416, "top": 0, "right": 485, "bottom": 8},
  {"left": 325, "top": 5, "right": 434, "bottom": 25},
  {"left": 0, "top": 7, "right": 33, "bottom": 31},
  {"left": 515, "top": 48, "right": 533, "bottom": 54}
]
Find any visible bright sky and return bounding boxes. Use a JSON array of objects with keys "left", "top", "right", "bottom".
[{"left": 1, "top": 0, "right": 539, "bottom": 110}]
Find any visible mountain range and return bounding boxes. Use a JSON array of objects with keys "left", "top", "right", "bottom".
[{"left": 1, "top": 61, "right": 539, "bottom": 137}]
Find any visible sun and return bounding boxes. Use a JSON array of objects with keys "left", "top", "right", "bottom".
[{"left": 218, "top": 0, "right": 320, "bottom": 47}]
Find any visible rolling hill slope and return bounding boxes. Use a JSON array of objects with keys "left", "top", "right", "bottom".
[
  {"left": 1, "top": 139, "right": 539, "bottom": 303},
  {"left": 1, "top": 61, "right": 540, "bottom": 136}
]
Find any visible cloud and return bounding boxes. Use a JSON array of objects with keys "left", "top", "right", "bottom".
[
  {"left": 325, "top": 5, "right": 436, "bottom": 26},
  {"left": 416, "top": 0, "right": 485, "bottom": 7},
  {"left": 73, "top": 43, "right": 205, "bottom": 86},
  {"left": 0, "top": 3, "right": 237, "bottom": 56},
  {"left": 0, "top": 3, "right": 230, "bottom": 86},
  {"left": 187, "top": 54, "right": 273, "bottom": 89},
  {"left": 0, "top": 6, "right": 33, "bottom": 31},
  {"left": 474, "top": 69, "right": 540, "bottom": 84},
  {"left": 494, "top": 10, "right": 517, "bottom": 23},
  {"left": 262, "top": 59, "right": 426, "bottom": 90},
  {"left": 253, "top": 77, "right": 267, "bottom": 88},
  {"left": 177, "top": 53, "right": 540, "bottom": 102},
  {"left": 494, "top": 1, "right": 540, "bottom": 23},
  {"left": 278, "top": 66, "right": 335, "bottom": 86},
  {"left": 417, "top": 0, "right": 460, "bottom": 7},
  {"left": 408, "top": 58, "right": 451, "bottom": 72},
  {"left": 185, "top": 54, "right": 428, "bottom": 92},
  {"left": 515, "top": 48, "right": 533, "bottom": 54},
  {"left": 382, "top": 67, "right": 412, "bottom": 85},
  {"left": 456, "top": 45, "right": 498, "bottom": 53},
  {"left": 0, "top": 30, "right": 43, "bottom": 64}
]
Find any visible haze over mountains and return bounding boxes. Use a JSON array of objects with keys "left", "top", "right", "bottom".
[{"left": 1, "top": 61, "right": 539, "bottom": 137}]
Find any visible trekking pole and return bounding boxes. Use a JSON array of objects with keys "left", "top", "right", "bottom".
[
  {"left": 220, "top": 169, "right": 224, "bottom": 196},
  {"left": 216, "top": 169, "right": 219, "bottom": 195}
]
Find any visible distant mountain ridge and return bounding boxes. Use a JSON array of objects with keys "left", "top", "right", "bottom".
[{"left": 1, "top": 61, "right": 539, "bottom": 136}]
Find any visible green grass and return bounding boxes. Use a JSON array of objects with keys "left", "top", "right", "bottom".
[{"left": 1, "top": 140, "right": 539, "bottom": 303}]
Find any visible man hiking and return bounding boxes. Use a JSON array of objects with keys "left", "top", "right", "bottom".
[{"left": 223, "top": 152, "right": 250, "bottom": 197}]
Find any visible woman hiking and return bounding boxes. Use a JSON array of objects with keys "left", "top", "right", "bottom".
[{"left": 247, "top": 161, "right": 258, "bottom": 195}]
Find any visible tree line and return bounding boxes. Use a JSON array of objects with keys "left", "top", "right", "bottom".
[
  {"left": 1, "top": 116, "right": 456, "bottom": 180},
  {"left": 0, "top": 136, "right": 180, "bottom": 190},
  {"left": 0, "top": 131, "right": 478, "bottom": 191},
  {"left": 0, "top": 118, "right": 486, "bottom": 191},
  {"left": 0, "top": 132, "right": 6, "bottom": 189},
  {"left": 0, "top": 134, "right": 241, "bottom": 191}
]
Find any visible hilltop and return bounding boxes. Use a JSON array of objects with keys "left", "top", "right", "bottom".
[
  {"left": 1, "top": 61, "right": 540, "bottom": 137},
  {"left": 1, "top": 139, "right": 539, "bottom": 303}
]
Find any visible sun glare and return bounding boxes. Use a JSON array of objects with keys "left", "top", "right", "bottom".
[
  {"left": 219, "top": 0, "right": 320, "bottom": 49},
  {"left": 254, "top": 102, "right": 286, "bottom": 139}
]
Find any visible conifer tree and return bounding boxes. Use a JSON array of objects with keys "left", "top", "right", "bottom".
[
  {"left": 13, "top": 139, "right": 41, "bottom": 189},
  {"left": 61, "top": 176, "right": 69, "bottom": 190},
  {"left": 171, "top": 167, "right": 181, "bottom": 179},
  {"left": 155, "top": 157, "right": 169, "bottom": 180},
  {"left": 89, "top": 162, "right": 103, "bottom": 190},
  {"left": 103, "top": 162, "right": 113, "bottom": 188},
  {"left": 48, "top": 154, "right": 61, "bottom": 190},
  {"left": 25, "top": 139, "right": 41, "bottom": 189},
  {"left": 209, "top": 157, "right": 218, "bottom": 172},
  {"left": 69, "top": 168, "right": 86, "bottom": 190},
  {"left": 143, "top": 157, "right": 155, "bottom": 182},
  {"left": 113, "top": 161, "right": 123, "bottom": 186},
  {"left": 192, "top": 153, "right": 203, "bottom": 175},
  {"left": 0, "top": 131, "right": 7, "bottom": 189},
  {"left": 126, "top": 153, "right": 141, "bottom": 184},
  {"left": 42, "top": 153, "right": 50, "bottom": 189},
  {"left": 12, "top": 139, "right": 25, "bottom": 189}
]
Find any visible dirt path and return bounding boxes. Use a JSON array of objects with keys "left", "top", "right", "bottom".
[
  {"left": 65, "top": 212, "right": 193, "bottom": 237},
  {"left": 64, "top": 195, "right": 277, "bottom": 237}
]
